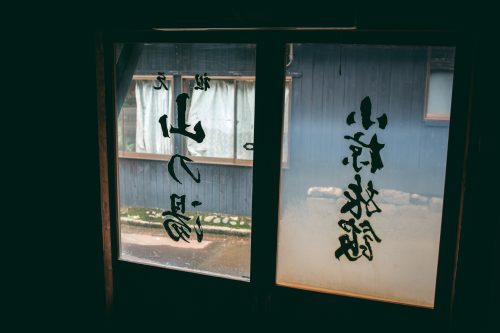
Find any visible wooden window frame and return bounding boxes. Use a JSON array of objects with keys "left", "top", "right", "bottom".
[
  {"left": 117, "top": 74, "right": 175, "bottom": 161},
  {"left": 97, "top": 30, "right": 473, "bottom": 327}
]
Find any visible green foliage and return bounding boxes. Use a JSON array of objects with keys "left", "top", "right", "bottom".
[{"left": 120, "top": 206, "right": 252, "bottom": 230}]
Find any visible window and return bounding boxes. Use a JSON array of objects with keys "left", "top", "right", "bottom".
[
  {"left": 116, "top": 43, "right": 258, "bottom": 281},
  {"left": 182, "top": 76, "right": 292, "bottom": 166},
  {"left": 118, "top": 74, "right": 291, "bottom": 165},
  {"left": 276, "top": 43, "right": 456, "bottom": 308},
  {"left": 117, "top": 75, "right": 174, "bottom": 160},
  {"left": 99, "top": 31, "right": 473, "bottom": 326},
  {"left": 424, "top": 47, "right": 455, "bottom": 121}
]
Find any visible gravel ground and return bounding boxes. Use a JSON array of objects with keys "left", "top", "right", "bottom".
[{"left": 120, "top": 224, "right": 251, "bottom": 280}]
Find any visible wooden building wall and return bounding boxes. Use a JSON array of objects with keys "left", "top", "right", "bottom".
[{"left": 118, "top": 43, "right": 450, "bottom": 215}]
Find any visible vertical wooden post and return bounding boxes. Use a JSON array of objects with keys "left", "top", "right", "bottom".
[{"left": 96, "top": 31, "right": 113, "bottom": 315}]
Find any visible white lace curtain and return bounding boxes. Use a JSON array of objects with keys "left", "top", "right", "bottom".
[
  {"left": 134, "top": 80, "right": 173, "bottom": 154},
  {"left": 187, "top": 79, "right": 255, "bottom": 160},
  {"left": 133, "top": 78, "right": 289, "bottom": 161}
]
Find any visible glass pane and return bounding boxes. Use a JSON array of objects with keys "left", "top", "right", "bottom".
[
  {"left": 427, "top": 71, "right": 453, "bottom": 116},
  {"left": 186, "top": 79, "right": 236, "bottom": 159},
  {"left": 118, "top": 79, "right": 174, "bottom": 154},
  {"left": 276, "top": 44, "right": 455, "bottom": 307},
  {"left": 425, "top": 47, "right": 454, "bottom": 119},
  {"left": 116, "top": 43, "right": 256, "bottom": 281}
]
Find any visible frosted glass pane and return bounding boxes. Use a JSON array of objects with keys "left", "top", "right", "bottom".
[
  {"left": 276, "top": 44, "right": 455, "bottom": 308},
  {"left": 427, "top": 71, "right": 453, "bottom": 116}
]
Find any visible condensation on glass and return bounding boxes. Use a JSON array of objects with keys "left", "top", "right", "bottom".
[
  {"left": 115, "top": 43, "right": 256, "bottom": 281},
  {"left": 276, "top": 44, "right": 455, "bottom": 307}
]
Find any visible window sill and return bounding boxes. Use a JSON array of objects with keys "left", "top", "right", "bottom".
[
  {"left": 118, "top": 152, "right": 291, "bottom": 169},
  {"left": 186, "top": 155, "right": 253, "bottom": 167},
  {"left": 118, "top": 151, "right": 172, "bottom": 161},
  {"left": 423, "top": 116, "right": 450, "bottom": 127}
]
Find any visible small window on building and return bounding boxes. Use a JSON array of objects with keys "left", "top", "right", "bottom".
[
  {"left": 424, "top": 47, "right": 455, "bottom": 121},
  {"left": 117, "top": 75, "right": 174, "bottom": 159},
  {"left": 182, "top": 76, "right": 291, "bottom": 165}
]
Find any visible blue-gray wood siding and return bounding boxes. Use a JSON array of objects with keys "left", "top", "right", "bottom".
[
  {"left": 119, "top": 159, "right": 252, "bottom": 215},
  {"left": 119, "top": 43, "right": 451, "bottom": 215}
]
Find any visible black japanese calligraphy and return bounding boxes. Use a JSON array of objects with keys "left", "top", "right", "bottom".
[
  {"left": 343, "top": 132, "right": 385, "bottom": 174},
  {"left": 162, "top": 194, "right": 191, "bottom": 242},
  {"left": 334, "top": 218, "right": 382, "bottom": 261},
  {"left": 341, "top": 174, "right": 381, "bottom": 219},
  {"left": 194, "top": 73, "right": 210, "bottom": 91},
  {"left": 243, "top": 143, "right": 254, "bottom": 151},
  {"left": 336, "top": 96, "right": 388, "bottom": 262},
  {"left": 158, "top": 94, "right": 206, "bottom": 142},
  {"left": 162, "top": 194, "right": 204, "bottom": 243},
  {"left": 153, "top": 72, "right": 168, "bottom": 90},
  {"left": 158, "top": 75, "right": 212, "bottom": 243},
  {"left": 168, "top": 154, "right": 201, "bottom": 184},
  {"left": 342, "top": 97, "right": 387, "bottom": 174},
  {"left": 158, "top": 114, "right": 170, "bottom": 138},
  {"left": 345, "top": 97, "right": 387, "bottom": 130},
  {"left": 170, "top": 93, "right": 206, "bottom": 143}
]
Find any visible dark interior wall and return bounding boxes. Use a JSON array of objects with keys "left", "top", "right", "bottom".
[
  {"left": 451, "top": 38, "right": 499, "bottom": 332},
  {"left": 23, "top": 29, "right": 106, "bottom": 329},
  {"left": 28, "top": 3, "right": 496, "bottom": 330}
]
